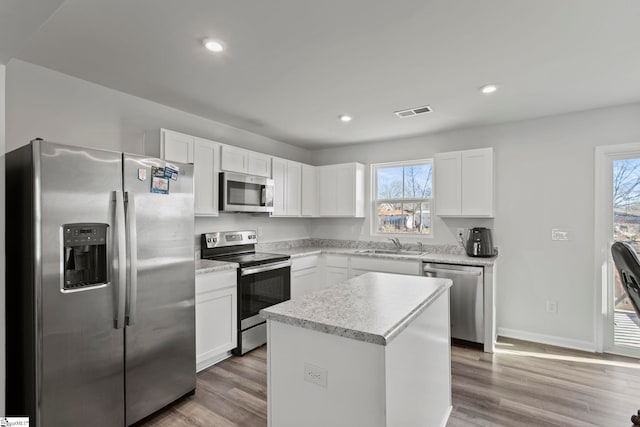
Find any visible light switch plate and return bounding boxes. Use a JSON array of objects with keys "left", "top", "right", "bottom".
[{"left": 551, "top": 229, "right": 569, "bottom": 241}]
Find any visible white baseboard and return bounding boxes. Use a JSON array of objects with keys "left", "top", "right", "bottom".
[{"left": 497, "top": 327, "right": 595, "bottom": 352}]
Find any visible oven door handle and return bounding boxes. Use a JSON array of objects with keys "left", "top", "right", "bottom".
[{"left": 240, "top": 260, "right": 291, "bottom": 276}]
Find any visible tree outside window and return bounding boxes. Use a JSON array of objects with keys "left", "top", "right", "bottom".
[
  {"left": 372, "top": 160, "right": 432, "bottom": 235},
  {"left": 613, "top": 158, "right": 640, "bottom": 313}
]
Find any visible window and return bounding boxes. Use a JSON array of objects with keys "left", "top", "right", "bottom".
[{"left": 372, "top": 159, "right": 432, "bottom": 235}]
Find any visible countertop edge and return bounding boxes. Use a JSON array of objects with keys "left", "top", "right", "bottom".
[
  {"left": 261, "top": 278, "right": 452, "bottom": 346},
  {"left": 260, "top": 311, "right": 387, "bottom": 345},
  {"left": 382, "top": 282, "right": 451, "bottom": 343},
  {"left": 196, "top": 260, "right": 239, "bottom": 274}
]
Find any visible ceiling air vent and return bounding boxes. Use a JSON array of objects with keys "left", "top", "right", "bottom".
[{"left": 394, "top": 105, "right": 432, "bottom": 118}]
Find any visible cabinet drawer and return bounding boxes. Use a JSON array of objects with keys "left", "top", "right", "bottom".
[
  {"left": 292, "top": 255, "right": 319, "bottom": 271},
  {"left": 196, "top": 270, "right": 237, "bottom": 295},
  {"left": 324, "top": 254, "right": 349, "bottom": 268}
]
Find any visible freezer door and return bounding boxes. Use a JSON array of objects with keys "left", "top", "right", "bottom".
[
  {"left": 123, "top": 154, "right": 195, "bottom": 425},
  {"left": 38, "top": 142, "right": 125, "bottom": 427}
]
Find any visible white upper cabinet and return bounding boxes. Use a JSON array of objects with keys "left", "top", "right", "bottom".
[
  {"left": 220, "top": 145, "right": 246, "bottom": 173},
  {"left": 434, "top": 147, "right": 494, "bottom": 217},
  {"left": 434, "top": 151, "right": 462, "bottom": 216},
  {"left": 317, "top": 163, "right": 365, "bottom": 217},
  {"left": 301, "top": 164, "right": 318, "bottom": 217},
  {"left": 286, "top": 161, "right": 301, "bottom": 215},
  {"left": 161, "top": 128, "right": 194, "bottom": 164},
  {"left": 160, "top": 129, "right": 219, "bottom": 216},
  {"left": 247, "top": 152, "right": 272, "bottom": 177},
  {"left": 193, "top": 137, "right": 220, "bottom": 216},
  {"left": 220, "top": 144, "right": 272, "bottom": 177},
  {"left": 272, "top": 157, "right": 301, "bottom": 216}
]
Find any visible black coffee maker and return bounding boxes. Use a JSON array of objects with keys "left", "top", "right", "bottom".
[{"left": 465, "top": 227, "right": 496, "bottom": 257}]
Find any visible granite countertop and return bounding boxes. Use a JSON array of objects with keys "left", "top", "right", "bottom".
[
  {"left": 196, "top": 259, "right": 239, "bottom": 274},
  {"left": 260, "top": 272, "right": 452, "bottom": 345},
  {"left": 268, "top": 246, "right": 323, "bottom": 258},
  {"left": 280, "top": 246, "right": 496, "bottom": 266},
  {"left": 196, "top": 241, "right": 496, "bottom": 273}
]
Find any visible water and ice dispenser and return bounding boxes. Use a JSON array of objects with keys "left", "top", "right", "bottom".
[{"left": 63, "top": 223, "right": 108, "bottom": 290}]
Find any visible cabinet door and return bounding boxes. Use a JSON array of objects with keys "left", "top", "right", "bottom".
[
  {"left": 334, "top": 164, "right": 354, "bottom": 216},
  {"left": 434, "top": 151, "right": 462, "bottom": 216},
  {"left": 220, "top": 145, "right": 247, "bottom": 173},
  {"left": 301, "top": 164, "right": 318, "bottom": 216},
  {"left": 317, "top": 163, "right": 364, "bottom": 217},
  {"left": 193, "top": 138, "right": 219, "bottom": 216},
  {"left": 286, "top": 161, "right": 302, "bottom": 216},
  {"left": 247, "top": 152, "right": 272, "bottom": 177},
  {"left": 461, "top": 148, "right": 494, "bottom": 217},
  {"left": 195, "top": 286, "right": 237, "bottom": 371},
  {"left": 291, "top": 267, "right": 318, "bottom": 298},
  {"left": 161, "top": 129, "right": 194, "bottom": 164},
  {"left": 318, "top": 166, "right": 337, "bottom": 216},
  {"left": 272, "top": 157, "right": 287, "bottom": 216}
]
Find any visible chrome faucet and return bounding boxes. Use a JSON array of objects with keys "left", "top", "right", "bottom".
[{"left": 389, "top": 237, "right": 402, "bottom": 250}]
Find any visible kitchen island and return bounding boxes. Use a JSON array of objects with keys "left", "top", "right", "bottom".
[{"left": 260, "top": 272, "right": 452, "bottom": 427}]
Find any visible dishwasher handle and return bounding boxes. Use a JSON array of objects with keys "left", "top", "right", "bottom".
[{"left": 423, "top": 266, "right": 483, "bottom": 277}]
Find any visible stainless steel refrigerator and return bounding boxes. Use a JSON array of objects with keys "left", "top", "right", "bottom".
[{"left": 5, "top": 140, "right": 196, "bottom": 426}]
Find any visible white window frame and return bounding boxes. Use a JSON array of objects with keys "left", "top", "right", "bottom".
[{"left": 370, "top": 159, "right": 433, "bottom": 238}]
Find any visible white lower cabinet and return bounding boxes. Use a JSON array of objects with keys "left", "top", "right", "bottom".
[
  {"left": 294, "top": 253, "right": 421, "bottom": 293},
  {"left": 195, "top": 269, "right": 237, "bottom": 372},
  {"left": 323, "top": 254, "right": 350, "bottom": 287},
  {"left": 291, "top": 255, "right": 320, "bottom": 298}
]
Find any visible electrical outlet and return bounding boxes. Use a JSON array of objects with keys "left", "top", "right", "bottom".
[
  {"left": 546, "top": 300, "right": 558, "bottom": 313},
  {"left": 304, "top": 363, "right": 328, "bottom": 388}
]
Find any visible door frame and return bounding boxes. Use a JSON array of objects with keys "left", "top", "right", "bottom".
[{"left": 594, "top": 142, "right": 640, "bottom": 356}]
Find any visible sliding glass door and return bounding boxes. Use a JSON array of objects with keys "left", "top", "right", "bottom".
[{"left": 596, "top": 144, "right": 640, "bottom": 357}]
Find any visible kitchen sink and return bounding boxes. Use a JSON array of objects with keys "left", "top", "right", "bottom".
[{"left": 354, "top": 249, "right": 425, "bottom": 256}]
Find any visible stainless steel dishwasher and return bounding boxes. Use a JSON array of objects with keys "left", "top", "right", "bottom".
[{"left": 423, "top": 262, "right": 484, "bottom": 343}]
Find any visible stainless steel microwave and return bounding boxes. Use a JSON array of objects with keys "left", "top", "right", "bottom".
[{"left": 219, "top": 172, "right": 274, "bottom": 213}]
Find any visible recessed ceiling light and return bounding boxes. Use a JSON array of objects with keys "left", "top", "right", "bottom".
[
  {"left": 479, "top": 84, "right": 498, "bottom": 94},
  {"left": 339, "top": 115, "right": 352, "bottom": 123},
  {"left": 203, "top": 39, "right": 224, "bottom": 53}
]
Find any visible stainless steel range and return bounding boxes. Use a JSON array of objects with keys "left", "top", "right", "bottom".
[{"left": 201, "top": 230, "right": 291, "bottom": 355}]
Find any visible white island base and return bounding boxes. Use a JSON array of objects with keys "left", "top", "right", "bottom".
[{"left": 264, "top": 273, "right": 452, "bottom": 427}]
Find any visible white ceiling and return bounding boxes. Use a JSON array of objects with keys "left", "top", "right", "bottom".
[{"left": 3, "top": 0, "right": 640, "bottom": 149}]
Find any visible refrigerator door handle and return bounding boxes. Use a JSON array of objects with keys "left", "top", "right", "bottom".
[
  {"left": 125, "top": 191, "right": 138, "bottom": 326},
  {"left": 113, "top": 190, "right": 127, "bottom": 329}
]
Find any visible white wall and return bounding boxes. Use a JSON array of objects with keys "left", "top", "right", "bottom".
[
  {"left": 6, "top": 60, "right": 314, "bottom": 244},
  {"left": 312, "top": 102, "right": 640, "bottom": 350},
  {"left": 1, "top": 63, "right": 6, "bottom": 414}
]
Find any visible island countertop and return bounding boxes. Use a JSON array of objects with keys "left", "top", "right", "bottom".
[{"left": 260, "top": 272, "right": 452, "bottom": 346}]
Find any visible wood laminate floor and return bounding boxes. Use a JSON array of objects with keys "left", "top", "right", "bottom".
[{"left": 139, "top": 338, "right": 640, "bottom": 426}]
